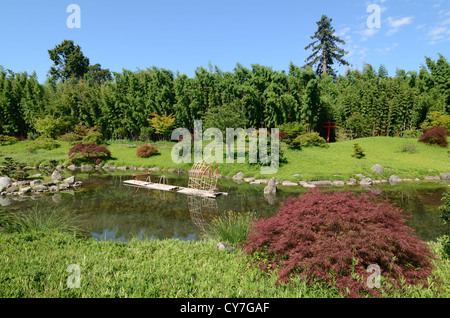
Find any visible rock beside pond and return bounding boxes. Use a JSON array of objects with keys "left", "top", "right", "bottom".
[
  {"left": 424, "top": 176, "right": 441, "bottom": 180},
  {"left": 360, "top": 178, "right": 373, "bottom": 186},
  {"left": 0, "top": 177, "right": 13, "bottom": 189},
  {"left": 309, "top": 180, "right": 333, "bottom": 187},
  {"left": 281, "top": 180, "right": 298, "bottom": 187},
  {"left": 441, "top": 173, "right": 450, "bottom": 180},
  {"left": 63, "top": 176, "right": 76, "bottom": 185},
  {"left": 6, "top": 186, "right": 18, "bottom": 194},
  {"left": 81, "top": 165, "right": 93, "bottom": 171},
  {"left": 264, "top": 178, "right": 277, "bottom": 194},
  {"left": 49, "top": 185, "right": 60, "bottom": 192},
  {"left": 347, "top": 178, "right": 358, "bottom": 186},
  {"left": 32, "top": 185, "right": 47, "bottom": 192},
  {"left": 389, "top": 175, "right": 402, "bottom": 182},
  {"left": 232, "top": 172, "right": 244, "bottom": 180},
  {"left": 56, "top": 165, "right": 65, "bottom": 171},
  {"left": 303, "top": 183, "right": 317, "bottom": 189},
  {"left": 59, "top": 183, "right": 70, "bottom": 190},
  {"left": 243, "top": 177, "right": 255, "bottom": 183},
  {"left": 67, "top": 165, "right": 78, "bottom": 170},
  {"left": 217, "top": 242, "right": 235, "bottom": 252},
  {"left": 19, "top": 187, "right": 32, "bottom": 194},
  {"left": 148, "top": 167, "right": 159, "bottom": 172},
  {"left": 51, "top": 170, "right": 62, "bottom": 181},
  {"left": 117, "top": 166, "right": 128, "bottom": 171},
  {"left": 30, "top": 180, "right": 41, "bottom": 187},
  {"left": 333, "top": 181, "right": 345, "bottom": 187},
  {"left": 371, "top": 164, "right": 383, "bottom": 175}
]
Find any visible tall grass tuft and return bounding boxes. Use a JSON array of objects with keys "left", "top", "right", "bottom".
[
  {"left": 0, "top": 205, "right": 86, "bottom": 237},
  {"left": 206, "top": 211, "right": 260, "bottom": 247}
]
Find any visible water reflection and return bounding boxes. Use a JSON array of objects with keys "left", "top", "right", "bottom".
[{"left": 1, "top": 172, "right": 448, "bottom": 242}]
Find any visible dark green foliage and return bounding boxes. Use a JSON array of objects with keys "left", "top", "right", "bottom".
[
  {"left": 351, "top": 143, "right": 366, "bottom": 159},
  {"left": 136, "top": 144, "right": 159, "bottom": 158},
  {"left": 304, "top": 15, "right": 349, "bottom": 79},
  {"left": 0, "top": 157, "right": 28, "bottom": 180},
  {"left": 0, "top": 134, "right": 17, "bottom": 146}
]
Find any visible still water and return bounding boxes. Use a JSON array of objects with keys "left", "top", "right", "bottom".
[{"left": 1, "top": 172, "right": 448, "bottom": 242}]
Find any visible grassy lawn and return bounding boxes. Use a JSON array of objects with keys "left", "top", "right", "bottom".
[
  {"left": 0, "top": 231, "right": 449, "bottom": 298},
  {"left": 1, "top": 137, "right": 448, "bottom": 181}
]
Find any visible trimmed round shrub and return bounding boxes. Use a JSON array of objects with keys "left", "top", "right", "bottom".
[
  {"left": 28, "top": 136, "right": 60, "bottom": 151},
  {"left": 136, "top": 144, "right": 159, "bottom": 158},
  {"left": 289, "top": 132, "right": 328, "bottom": 149},
  {"left": 59, "top": 132, "right": 82, "bottom": 144},
  {"left": 82, "top": 132, "right": 106, "bottom": 145},
  {"left": 418, "top": 126, "right": 449, "bottom": 147},
  {"left": 241, "top": 190, "right": 435, "bottom": 298}
]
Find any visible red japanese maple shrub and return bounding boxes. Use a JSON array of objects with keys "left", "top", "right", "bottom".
[
  {"left": 418, "top": 126, "right": 449, "bottom": 147},
  {"left": 241, "top": 190, "right": 435, "bottom": 297},
  {"left": 68, "top": 143, "right": 111, "bottom": 164},
  {"left": 136, "top": 144, "right": 159, "bottom": 158}
]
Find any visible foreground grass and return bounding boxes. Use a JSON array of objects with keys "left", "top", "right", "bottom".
[
  {"left": 1, "top": 136, "right": 449, "bottom": 181},
  {"left": 0, "top": 231, "right": 449, "bottom": 298}
]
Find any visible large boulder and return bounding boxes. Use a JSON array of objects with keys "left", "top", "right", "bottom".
[
  {"left": 0, "top": 177, "right": 13, "bottom": 189},
  {"left": 232, "top": 172, "right": 244, "bottom": 180},
  {"left": 264, "top": 178, "right": 277, "bottom": 194},
  {"left": 63, "top": 176, "right": 76, "bottom": 185},
  {"left": 371, "top": 164, "right": 384, "bottom": 175}
]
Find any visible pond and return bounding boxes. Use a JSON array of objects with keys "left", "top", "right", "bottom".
[{"left": 1, "top": 171, "right": 449, "bottom": 243}]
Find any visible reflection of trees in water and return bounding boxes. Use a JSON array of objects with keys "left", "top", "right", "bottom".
[{"left": 379, "top": 188, "right": 447, "bottom": 242}]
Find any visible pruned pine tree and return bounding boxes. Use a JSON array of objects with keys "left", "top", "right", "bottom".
[{"left": 304, "top": 15, "right": 349, "bottom": 79}]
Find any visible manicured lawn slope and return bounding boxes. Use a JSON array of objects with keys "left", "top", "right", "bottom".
[{"left": 1, "top": 137, "right": 448, "bottom": 181}]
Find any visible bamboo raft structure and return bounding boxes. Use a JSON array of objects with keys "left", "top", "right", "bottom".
[{"left": 123, "top": 157, "right": 228, "bottom": 198}]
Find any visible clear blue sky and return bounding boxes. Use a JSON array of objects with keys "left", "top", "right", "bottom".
[{"left": 0, "top": 0, "right": 449, "bottom": 82}]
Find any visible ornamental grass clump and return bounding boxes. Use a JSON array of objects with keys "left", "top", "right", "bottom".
[{"left": 241, "top": 190, "right": 435, "bottom": 298}]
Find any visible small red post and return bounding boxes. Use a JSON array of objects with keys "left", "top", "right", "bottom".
[{"left": 323, "top": 122, "right": 338, "bottom": 143}]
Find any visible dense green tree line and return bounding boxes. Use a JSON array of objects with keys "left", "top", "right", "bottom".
[{"left": 0, "top": 54, "right": 449, "bottom": 141}]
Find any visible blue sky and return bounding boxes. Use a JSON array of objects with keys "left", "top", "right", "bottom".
[{"left": 0, "top": 0, "right": 449, "bottom": 82}]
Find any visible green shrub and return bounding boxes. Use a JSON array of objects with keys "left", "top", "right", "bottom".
[
  {"left": 278, "top": 122, "right": 306, "bottom": 140},
  {"left": 28, "top": 136, "right": 60, "bottom": 151},
  {"left": 290, "top": 132, "right": 328, "bottom": 148},
  {"left": 400, "top": 129, "right": 422, "bottom": 139},
  {"left": 136, "top": 144, "right": 159, "bottom": 158},
  {"left": 59, "top": 132, "right": 82, "bottom": 144},
  {"left": 207, "top": 211, "right": 259, "bottom": 246},
  {"left": 34, "top": 115, "right": 71, "bottom": 139},
  {"left": 351, "top": 143, "right": 366, "bottom": 159},
  {"left": 421, "top": 111, "right": 450, "bottom": 131},
  {"left": 82, "top": 132, "right": 106, "bottom": 145},
  {"left": 0, "top": 134, "right": 18, "bottom": 146},
  {"left": 400, "top": 142, "right": 418, "bottom": 153}
]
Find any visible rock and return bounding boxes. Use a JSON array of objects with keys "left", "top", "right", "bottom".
[
  {"left": 389, "top": 175, "right": 402, "bottom": 182},
  {"left": 49, "top": 185, "right": 59, "bottom": 192},
  {"left": 217, "top": 242, "right": 235, "bottom": 252},
  {"left": 441, "top": 173, "right": 450, "bottom": 180},
  {"left": 264, "top": 178, "right": 277, "bottom": 194},
  {"left": 56, "top": 165, "right": 65, "bottom": 171},
  {"left": 371, "top": 164, "right": 383, "bottom": 175},
  {"left": 281, "top": 180, "right": 298, "bottom": 187},
  {"left": 63, "top": 176, "right": 76, "bottom": 185},
  {"left": 81, "top": 165, "right": 93, "bottom": 171},
  {"left": 424, "top": 176, "right": 440, "bottom": 180},
  {"left": 30, "top": 173, "right": 42, "bottom": 178},
  {"left": 73, "top": 181, "right": 83, "bottom": 188},
  {"left": 355, "top": 174, "right": 366, "bottom": 179},
  {"left": 0, "top": 185, "right": 6, "bottom": 193},
  {"left": 243, "top": 177, "right": 255, "bottom": 183},
  {"left": 138, "top": 167, "right": 146, "bottom": 171},
  {"left": 148, "top": 167, "right": 159, "bottom": 172},
  {"left": 102, "top": 163, "right": 110, "bottom": 170},
  {"left": 117, "top": 166, "right": 127, "bottom": 171},
  {"left": 332, "top": 181, "right": 345, "bottom": 187},
  {"left": 347, "top": 178, "right": 358, "bottom": 186},
  {"left": 23, "top": 166, "right": 37, "bottom": 170},
  {"left": 108, "top": 165, "right": 116, "bottom": 171},
  {"left": 254, "top": 179, "right": 268, "bottom": 184},
  {"left": 0, "top": 177, "right": 13, "bottom": 189},
  {"left": 232, "top": 172, "right": 244, "bottom": 180},
  {"left": 67, "top": 165, "right": 78, "bottom": 170},
  {"left": 30, "top": 180, "right": 41, "bottom": 187},
  {"left": 6, "top": 186, "right": 18, "bottom": 194},
  {"left": 19, "top": 187, "right": 31, "bottom": 194},
  {"left": 51, "top": 170, "right": 62, "bottom": 181},
  {"left": 17, "top": 181, "right": 29, "bottom": 187},
  {"left": 360, "top": 178, "right": 373, "bottom": 186},
  {"left": 129, "top": 165, "right": 136, "bottom": 171},
  {"left": 59, "top": 183, "right": 70, "bottom": 190},
  {"left": 32, "top": 185, "right": 48, "bottom": 192},
  {"left": 303, "top": 183, "right": 317, "bottom": 189},
  {"left": 309, "top": 180, "right": 333, "bottom": 186}
]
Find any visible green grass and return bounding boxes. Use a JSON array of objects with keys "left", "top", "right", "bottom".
[
  {"left": 1, "top": 137, "right": 449, "bottom": 181},
  {"left": 0, "top": 230, "right": 448, "bottom": 298}
]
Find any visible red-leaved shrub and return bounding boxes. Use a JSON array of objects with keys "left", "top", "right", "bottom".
[
  {"left": 68, "top": 143, "right": 111, "bottom": 164},
  {"left": 418, "top": 126, "right": 449, "bottom": 147},
  {"left": 136, "top": 144, "right": 159, "bottom": 158},
  {"left": 241, "top": 190, "right": 435, "bottom": 297}
]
